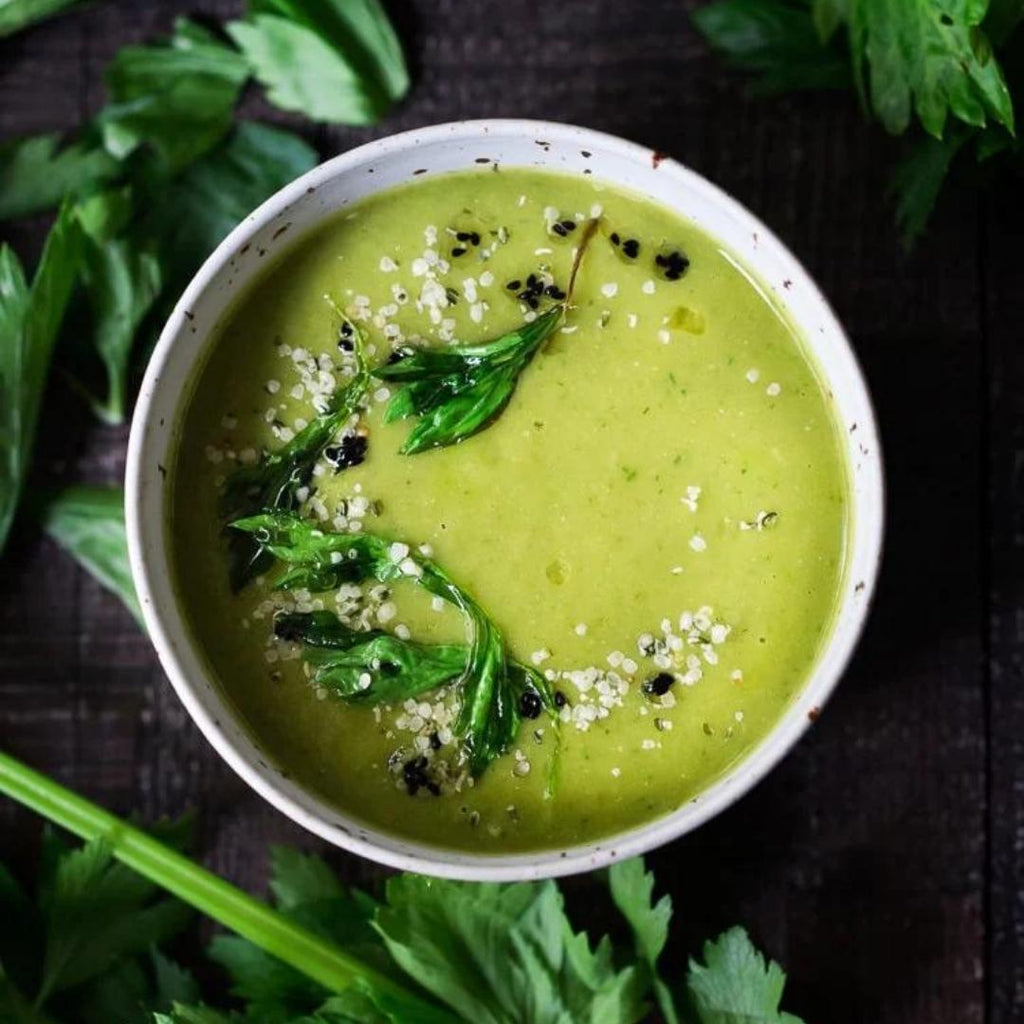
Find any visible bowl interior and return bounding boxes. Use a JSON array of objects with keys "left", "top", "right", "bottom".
[{"left": 126, "top": 119, "right": 883, "bottom": 880}]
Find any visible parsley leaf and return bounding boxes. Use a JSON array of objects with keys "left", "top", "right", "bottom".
[
  {"left": 691, "top": 0, "right": 851, "bottom": 94},
  {"left": 36, "top": 840, "right": 192, "bottom": 1005},
  {"left": 0, "top": 0, "right": 82, "bottom": 38},
  {"left": 98, "top": 18, "right": 250, "bottom": 173},
  {"left": 374, "top": 876, "right": 646, "bottom": 1024},
  {"left": 231, "top": 511, "right": 556, "bottom": 776},
  {"left": 136, "top": 120, "right": 318, "bottom": 311},
  {"left": 276, "top": 611, "right": 471, "bottom": 702},
  {"left": 376, "top": 221, "right": 599, "bottom": 455},
  {"left": 890, "top": 127, "right": 970, "bottom": 246},
  {"left": 40, "top": 486, "right": 144, "bottom": 627},
  {"left": 0, "top": 202, "right": 82, "bottom": 554},
  {"left": 608, "top": 858, "right": 679, "bottom": 1024},
  {"left": 375, "top": 305, "right": 566, "bottom": 454},
  {"left": 78, "top": 235, "right": 163, "bottom": 424},
  {"left": 685, "top": 927, "right": 806, "bottom": 1024},
  {"left": 228, "top": 0, "right": 410, "bottom": 124},
  {"left": 849, "top": 0, "right": 1015, "bottom": 139},
  {"left": 0, "top": 133, "right": 119, "bottom": 221}
]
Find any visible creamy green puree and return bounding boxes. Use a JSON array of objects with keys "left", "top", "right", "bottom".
[{"left": 171, "top": 168, "right": 847, "bottom": 853}]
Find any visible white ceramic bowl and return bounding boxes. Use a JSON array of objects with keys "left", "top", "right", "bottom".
[{"left": 126, "top": 119, "right": 884, "bottom": 880}]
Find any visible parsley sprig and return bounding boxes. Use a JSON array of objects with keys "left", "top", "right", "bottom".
[
  {"left": 220, "top": 309, "right": 371, "bottom": 589},
  {"left": 231, "top": 510, "right": 556, "bottom": 776},
  {"left": 374, "top": 219, "right": 599, "bottom": 453},
  {"left": 0, "top": 748, "right": 809, "bottom": 1024},
  {"left": 693, "top": 0, "right": 1023, "bottom": 245}
]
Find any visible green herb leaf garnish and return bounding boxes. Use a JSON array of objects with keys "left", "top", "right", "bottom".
[
  {"left": 276, "top": 611, "right": 471, "bottom": 702},
  {"left": 690, "top": 0, "right": 852, "bottom": 95},
  {"left": 692, "top": 0, "right": 1021, "bottom": 244},
  {"left": 0, "top": 132, "right": 119, "bottom": 222},
  {"left": 228, "top": 0, "right": 410, "bottom": 125},
  {"left": 77, "top": 235, "right": 163, "bottom": 425},
  {"left": 0, "top": 0, "right": 83, "bottom": 39},
  {"left": 0, "top": 202, "right": 82, "bottom": 555},
  {"left": 375, "top": 220, "right": 597, "bottom": 454},
  {"left": 686, "top": 925, "right": 807, "bottom": 1024},
  {"left": 375, "top": 305, "right": 564, "bottom": 454},
  {"left": 230, "top": 511, "right": 556, "bottom": 776},
  {"left": 608, "top": 858, "right": 679, "bottom": 1024},
  {"left": 374, "top": 874, "right": 648, "bottom": 1024},
  {"left": 98, "top": 18, "right": 250, "bottom": 173},
  {"left": 847, "top": 0, "right": 1014, "bottom": 140},
  {"left": 220, "top": 314, "right": 369, "bottom": 589},
  {"left": 39, "top": 486, "right": 144, "bottom": 627}
]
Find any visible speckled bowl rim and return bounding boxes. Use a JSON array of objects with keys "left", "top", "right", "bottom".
[{"left": 126, "top": 119, "right": 885, "bottom": 881}]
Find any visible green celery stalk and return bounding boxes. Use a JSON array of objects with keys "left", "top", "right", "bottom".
[{"left": 0, "top": 749, "right": 432, "bottom": 1012}]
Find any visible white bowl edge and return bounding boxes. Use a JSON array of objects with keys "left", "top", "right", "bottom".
[{"left": 125, "top": 119, "right": 885, "bottom": 881}]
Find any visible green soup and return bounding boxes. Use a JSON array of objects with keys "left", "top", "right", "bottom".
[{"left": 171, "top": 168, "right": 848, "bottom": 852}]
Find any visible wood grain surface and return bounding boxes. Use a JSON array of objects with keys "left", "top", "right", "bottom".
[{"left": 0, "top": 2, "right": 1017, "bottom": 1021}]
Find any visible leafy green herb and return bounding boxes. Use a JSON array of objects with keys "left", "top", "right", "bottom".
[
  {"left": 228, "top": 0, "right": 410, "bottom": 125},
  {"left": 690, "top": 0, "right": 851, "bottom": 94},
  {"left": 39, "top": 486, "right": 144, "bottom": 627},
  {"left": 0, "top": 132, "right": 119, "bottom": 221},
  {"left": 78, "top": 235, "right": 162, "bottom": 424},
  {"left": 0, "top": 203, "right": 82, "bottom": 554},
  {"left": 374, "top": 305, "right": 565, "bottom": 454},
  {"left": 375, "top": 874, "right": 647, "bottom": 1024},
  {"left": 98, "top": 18, "right": 250, "bottom": 173},
  {"left": 0, "top": 827, "right": 194, "bottom": 1021},
  {"left": 608, "top": 858, "right": 679, "bottom": 1024},
  {"left": 847, "top": 0, "right": 1013, "bottom": 139},
  {"left": 276, "top": 611, "right": 470, "bottom": 702},
  {"left": 230, "top": 511, "right": 555, "bottom": 776},
  {"left": 375, "top": 220, "right": 598, "bottom": 454},
  {"left": 693, "top": 0, "right": 1023, "bottom": 245},
  {"left": 68, "top": 121, "right": 317, "bottom": 428},
  {"left": 221, "top": 309, "right": 367, "bottom": 588},
  {"left": 0, "top": 748, "right": 808, "bottom": 1024},
  {"left": 0, "top": 0, "right": 82, "bottom": 39},
  {"left": 686, "top": 926, "right": 806, "bottom": 1024}
]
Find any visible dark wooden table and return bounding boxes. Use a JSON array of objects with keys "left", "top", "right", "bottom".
[{"left": 2, "top": 2, "right": 1021, "bottom": 1021}]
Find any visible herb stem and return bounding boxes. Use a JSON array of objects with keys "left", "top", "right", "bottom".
[
  {"left": 0, "top": 749, "right": 435, "bottom": 1013},
  {"left": 566, "top": 217, "right": 600, "bottom": 303}
]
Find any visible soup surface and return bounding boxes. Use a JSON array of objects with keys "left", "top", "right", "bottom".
[{"left": 171, "top": 168, "right": 847, "bottom": 853}]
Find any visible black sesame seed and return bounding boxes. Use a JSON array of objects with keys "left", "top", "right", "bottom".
[
  {"left": 526, "top": 295, "right": 539, "bottom": 310},
  {"left": 506, "top": 279, "right": 522, "bottom": 291},
  {"left": 519, "top": 690, "right": 543, "bottom": 719},
  {"left": 642, "top": 672, "right": 675, "bottom": 698},
  {"left": 545, "top": 285, "right": 566, "bottom": 300},
  {"left": 469, "top": 231, "right": 481, "bottom": 246},
  {"left": 337, "top": 337, "right": 354, "bottom": 352},
  {"left": 551, "top": 222, "right": 568, "bottom": 237},
  {"left": 324, "top": 434, "right": 368, "bottom": 471},
  {"left": 386, "top": 348, "right": 407, "bottom": 365},
  {"left": 403, "top": 755, "right": 431, "bottom": 796},
  {"left": 456, "top": 231, "right": 472, "bottom": 242},
  {"left": 610, "top": 232, "right": 621, "bottom": 245},
  {"left": 451, "top": 246, "right": 466, "bottom": 257},
  {"left": 526, "top": 273, "right": 538, "bottom": 288},
  {"left": 554, "top": 690, "right": 567, "bottom": 708},
  {"left": 559, "top": 219, "right": 577, "bottom": 232},
  {"left": 429, "top": 731, "right": 442, "bottom": 750},
  {"left": 622, "top": 239, "right": 640, "bottom": 258}
]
